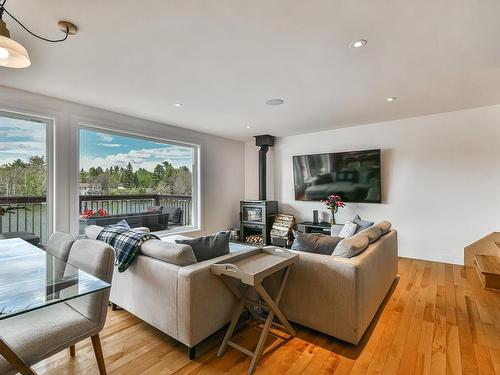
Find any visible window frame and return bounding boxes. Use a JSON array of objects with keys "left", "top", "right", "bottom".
[
  {"left": 76, "top": 122, "right": 201, "bottom": 235},
  {"left": 0, "top": 109, "right": 55, "bottom": 242}
]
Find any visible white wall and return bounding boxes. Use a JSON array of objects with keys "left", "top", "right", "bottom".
[
  {"left": 0, "top": 85, "right": 245, "bottom": 237},
  {"left": 245, "top": 104, "right": 500, "bottom": 264}
]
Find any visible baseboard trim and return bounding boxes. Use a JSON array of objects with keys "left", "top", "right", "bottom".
[{"left": 398, "top": 250, "right": 463, "bottom": 266}]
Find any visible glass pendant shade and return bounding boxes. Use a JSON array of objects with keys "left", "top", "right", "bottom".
[{"left": 0, "top": 19, "right": 31, "bottom": 68}]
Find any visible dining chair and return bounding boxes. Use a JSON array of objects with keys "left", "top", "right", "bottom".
[
  {"left": 46, "top": 231, "right": 75, "bottom": 262},
  {"left": 0, "top": 239, "right": 115, "bottom": 375}
]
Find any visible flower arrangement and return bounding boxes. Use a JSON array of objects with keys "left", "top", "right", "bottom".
[
  {"left": 322, "top": 194, "right": 345, "bottom": 225},
  {"left": 80, "top": 208, "right": 109, "bottom": 219}
]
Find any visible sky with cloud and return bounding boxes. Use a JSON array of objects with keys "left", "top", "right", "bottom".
[
  {"left": 0, "top": 116, "right": 193, "bottom": 171},
  {"left": 79, "top": 129, "right": 194, "bottom": 171},
  {"left": 0, "top": 117, "right": 46, "bottom": 166}
]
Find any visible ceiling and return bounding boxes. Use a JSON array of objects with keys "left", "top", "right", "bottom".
[{"left": 1, "top": 0, "right": 500, "bottom": 141}]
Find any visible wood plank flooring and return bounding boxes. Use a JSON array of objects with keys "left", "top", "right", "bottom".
[{"left": 32, "top": 258, "right": 500, "bottom": 374}]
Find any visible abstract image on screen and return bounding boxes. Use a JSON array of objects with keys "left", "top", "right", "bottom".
[{"left": 293, "top": 149, "right": 381, "bottom": 203}]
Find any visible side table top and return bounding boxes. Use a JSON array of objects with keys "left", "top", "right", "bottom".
[{"left": 211, "top": 246, "right": 299, "bottom": 286}]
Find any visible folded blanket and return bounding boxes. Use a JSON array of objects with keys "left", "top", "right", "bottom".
[{"left": 97, "top": 226, "right": 159, "bottom": 272}]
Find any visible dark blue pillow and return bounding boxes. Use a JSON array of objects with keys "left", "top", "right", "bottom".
[{"left": 353, "top": 215, "right": 374, "bottom": 234}]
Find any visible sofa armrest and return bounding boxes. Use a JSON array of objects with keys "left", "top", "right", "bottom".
[
  {"left": 176, "top": 247, "right": 260, "bottom": 347},
  {"left": 110, "top": 255, "right": 181, "bottom": 338}
]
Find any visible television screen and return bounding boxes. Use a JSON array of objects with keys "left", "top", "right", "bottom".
[{"left": 292, "top": 149, "right": 381, "bottom": 203}]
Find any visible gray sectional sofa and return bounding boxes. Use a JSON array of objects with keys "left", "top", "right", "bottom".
[
  {"left": 273, "top": 227, "right": 398, "bottom": 344},
  {"left": 86, "top": 221, "right": 398, "bottom": 355}
]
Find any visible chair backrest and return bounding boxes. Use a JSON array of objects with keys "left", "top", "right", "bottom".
[
  {"left": 46, "top": 231, "right": 75, "bottom": 262},
  {"left": 64, "top": 239, "right": 115, "bottom": 328}
]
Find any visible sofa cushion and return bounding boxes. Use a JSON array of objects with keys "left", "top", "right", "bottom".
[
  {"left": 358, "top": 226, "right": 383, "bottom": 244},
  {"left": 146, "top": 206, "right": 163, "bottom": 213},
  {"left": 163, "top": 206, "right": 182, "bottom": 224},
  {"left": 140, "top": 239, "right": 197, "bottom": 266},
  {"left": 85, "top": 225, "right": 103, "bottom": 240},
  {"left": 374, "top": 220, "right": 392, "bottom": 235},
  {"left": 332, "top": 232, "right": 370, "bottom": 258},
  {"left": 175, "top": 231, "right": 230, "bottom": 262},
  {"left": 291, "top": 231, "right": 342, "bottom": 255},
  {"left": 353, "top": 215, "right": 374, "bottom": 234},
  {"left": 338, "top": 221, "right": 357, "bottom": 238}
]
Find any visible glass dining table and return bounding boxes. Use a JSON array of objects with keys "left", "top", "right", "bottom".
[{"left": 0, "top": 238, "right": 110, "bottom": 374}]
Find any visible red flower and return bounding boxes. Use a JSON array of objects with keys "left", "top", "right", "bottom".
[{"left": 97, "top": 208, "right": 109, "bottom": 217}]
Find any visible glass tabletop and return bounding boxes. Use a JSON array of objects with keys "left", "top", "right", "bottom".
[{"left": 0, "top": 238, "right": 110, "bottom": 320}]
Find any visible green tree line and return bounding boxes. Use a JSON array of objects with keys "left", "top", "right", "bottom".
[
  {"left": 0, "top": 157, "right": 192, "bottom": 197},
  {"left": 0, "top": 156, "right": 47, "bottom": 197},
  {"left": 80, "top": 161, "right": 192, "bottom": 195}
]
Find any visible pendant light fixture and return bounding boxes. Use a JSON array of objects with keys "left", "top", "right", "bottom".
[{"left": 0, "top": 0, "right": 77, "bottom": 68}]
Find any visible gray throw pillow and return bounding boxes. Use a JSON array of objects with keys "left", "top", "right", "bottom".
[
  {"left": 291, "top": 231, "right": 342, "bottom": 255},
  {"left": 353, "top": 215, "right": 374, "bottom": 234},
  {"left": 140, "top": 239, "right": 197, "bottom": 266},
  {"left": 175, "top": 231, "right": 230, "bottom": 262},
  {"left": 332, "top": 233, "right": 370, "bottom": 258},
  {"left": 163, "top": 206, "right": 182, "bottom": 223}
]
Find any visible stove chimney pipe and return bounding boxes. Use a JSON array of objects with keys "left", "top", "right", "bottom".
[{"left": 254, "top": 134, "right": 275, "bottom": 201}]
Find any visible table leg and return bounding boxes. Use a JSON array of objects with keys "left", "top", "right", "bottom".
[
  {"left": 254, "top": 267, "right": 296, "bottom": 337},
  {"left": 0, "top": 337, "right": 37, "bottom": 375},
  {"left": 248, "top": 307, "right": 275, "bottom": 375},
  {"left": 217, "top": 286, "right": 249, "bottom": 357}
]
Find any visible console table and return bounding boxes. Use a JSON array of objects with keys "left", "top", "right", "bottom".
[
  {"left": 297, "top": 221, "right": 344, "bottom": 236},
  {"left": 211, "top": 247, "right": 299, "bottom": 374}
]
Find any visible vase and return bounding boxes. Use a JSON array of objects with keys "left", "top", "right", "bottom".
[{"left": 330, "top": 210, "right": 336, "bottom": 225}]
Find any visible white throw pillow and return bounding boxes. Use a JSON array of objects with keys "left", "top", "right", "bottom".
[{"left": 338, "top": 221, "right": 358, "bottom": 238}]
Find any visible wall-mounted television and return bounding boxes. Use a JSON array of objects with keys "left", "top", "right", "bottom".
[{"left": 292, "top": 149, "right": 381, "bottom": 203}]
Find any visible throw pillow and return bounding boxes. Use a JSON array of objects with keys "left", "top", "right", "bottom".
[
  {"left": 332, "top": 233, "right": 370, "bottom": 258},
  {"left": 338, "top": 221, "right": 357, "bottom": 238},
  {"left": 175, "top": 231, "right": 230, "bottom": 262},
  {"left": 352, "top": 215, "right": 374, "bottom": 234},
  {"left": 291, "top": 231, "right": 343, "bottom": 255},
  {"left": 146, "top": 206, "right": 163, "bottom": 213},
  {"left": 110, "top": 219, "right": 131, "bottom": 229},
  {"left": 140, "top": 239, "right": 197, "bottom": 266},
  {"left": 163, "top": 206, "right": 182, "bottom": 223}
]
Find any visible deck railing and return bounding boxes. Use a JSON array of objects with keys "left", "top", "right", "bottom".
[{"left": 0, "top": 194, "right": 193, "bottom": 243}]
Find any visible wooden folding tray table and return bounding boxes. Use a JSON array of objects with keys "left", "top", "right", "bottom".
[{"left": 211, "top": 246, "right": 299, "bottom": 375}]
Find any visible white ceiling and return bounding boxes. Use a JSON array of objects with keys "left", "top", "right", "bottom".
[{"left": 1, "top": 0, "right": 500, "bottom": 141}]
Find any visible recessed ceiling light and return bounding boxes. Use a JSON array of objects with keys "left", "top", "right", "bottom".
[
  {"left": 349, "top": 39, "right": 367, "bottom": 49},
  {"left": 266, "top": 98, "right": 284, "bottom": 106},
  {"left": 173, "top": 103, "right": 183, "bottom": 107},
  {"left": 246, "top": 125, "right": 251, "bottom": 129},
  {"left": 386, "top": 97, "right": 397, "bottom": 102}
]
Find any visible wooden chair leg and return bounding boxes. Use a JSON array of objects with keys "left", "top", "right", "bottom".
[
  {"left": 0, "top": 337, "right": 36, "bottom": 375},
  {"left": 69, "top": 345, "right": 75, "bottom": 357},
  {"left": 91, "top": 334, "right": 107, "bottom": 375}
]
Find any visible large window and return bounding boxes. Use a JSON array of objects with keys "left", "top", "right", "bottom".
[
  {"left": 0, "top": 111, "right": 51, "bottom": 243},
  {"left": 78, "top": 127, "right": 198, "bottom": 234}
]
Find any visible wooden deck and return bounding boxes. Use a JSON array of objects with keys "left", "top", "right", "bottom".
[{"left": 33, "top": 257, "right": 500, "bottom": 374}]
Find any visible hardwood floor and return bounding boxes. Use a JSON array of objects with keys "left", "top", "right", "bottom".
[{"left": 33, "top": 258, "right": 500, "bottom": 374}]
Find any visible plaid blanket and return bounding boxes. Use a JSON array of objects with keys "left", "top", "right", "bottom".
[{"left": 97, "top": 226, "right": 159, "bottom": 272}]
